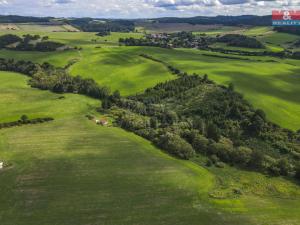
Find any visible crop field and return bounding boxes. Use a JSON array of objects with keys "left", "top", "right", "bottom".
[
  {"left": 0, "top": 23, "right": 79, "bottom": 32},
  {"left": 1, "top": 71, "right": 300, "bottom": 225}
]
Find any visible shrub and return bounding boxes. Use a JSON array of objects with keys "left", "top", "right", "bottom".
[
  {"left": 295, "top": 163, "right": 300, "bottom": 180},
  {"left": 207, "top": 139, "right": 233, "bottom": 163},
  {"left": 206, "top": 123, "right": 221, "bottom": 142},
  {"left": 232, "top": 146, "right": 253, "bottom": 166},
  {"left": 192, "top": 134, "right": 209, "bottom": 153},
  {"left": 277, "top": 158, "right": 291, "bottom": 176},
  {"left": 209, "top": 155, "right": 220, "bottom": 164},
  {"left": 117, "top": 112, "right": 149, "bottom": 131},
  {"left": 249, "top": 150, "right": 264, "bottom": 169},
  {"left": 157, "top": 132, "right": 195, "bottom": 159},
  {"left": 21, "top": 115, "right": 28, "bottom": 122}
]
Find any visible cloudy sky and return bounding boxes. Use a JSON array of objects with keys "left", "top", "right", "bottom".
[{"left": 0, "top": 0, "right": 299, "bottom": 18}]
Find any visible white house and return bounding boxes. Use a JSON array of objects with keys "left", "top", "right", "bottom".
[{"left": 0, "top": 162, "right": 3, "bottom": 169}]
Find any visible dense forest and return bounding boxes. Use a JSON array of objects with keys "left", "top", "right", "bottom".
[
  {"left": 217, "top": 34, "right": 264, "bottom": 48},
  {"left": 67, "top": 18, "right": 135, "bottom": 32},
  {"left": 0, "top": 15, "right": 51, "bottom": 23},
  {"left": 152, "top": 15, "right": 272, "bottom": 26},
  {"left": 0, "top": 34, "right": 66, "bottom": 52},
  {"left": 102, "top": 70, "right": 300, "bottom": 181},
  {"left": 0, "top": 15, "right": 272, "bottom": 26},
  {"left": 274, "top": 27, "right": 300, "bottom": 35}
]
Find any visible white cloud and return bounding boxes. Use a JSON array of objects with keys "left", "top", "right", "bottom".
[
  {"left": 53, "top": 0, "right": 75, "bottom": 4},
  {"left": 0, "top": 0, "right": 299, "bottom": 18}
]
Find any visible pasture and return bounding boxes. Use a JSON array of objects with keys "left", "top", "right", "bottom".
[{"left": 0, "top": 70, "right": 300, "bottom": 225}]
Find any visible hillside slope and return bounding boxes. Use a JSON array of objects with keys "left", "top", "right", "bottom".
[{"left": 0, "top": 68, "right": 300, "bottom": 225}]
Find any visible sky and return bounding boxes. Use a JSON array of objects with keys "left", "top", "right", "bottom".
[{"left": 0, "top": 0, "right": 299, "bottom": 18}]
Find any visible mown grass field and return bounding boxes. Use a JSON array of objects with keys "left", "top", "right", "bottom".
[
  {"left": 1, "top": 71, "right": 300, "bottom": 225},
  {"left": 0, "top": 29, "right": 299, "bottom": 130}
]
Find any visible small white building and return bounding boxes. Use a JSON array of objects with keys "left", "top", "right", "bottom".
[{"left": 0, "top": 162, "right": 3, "bottom": 169}]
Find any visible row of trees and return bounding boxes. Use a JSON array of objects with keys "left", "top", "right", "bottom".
[
  {"left": 0, "top": 59, "right": 110, "bottom": 100},
  {"left": 68, "top": 18, "right": 135, "bottom": 32},
  {"left": 139, "top": 54, "right": 188, "bottom": 76},
  {"left": 0, "top": 115, "right": 54, "bottom": 129}
]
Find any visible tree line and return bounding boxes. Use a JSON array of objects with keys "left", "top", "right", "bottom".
[
  {"left": 0, "top": 115, "right": 54, "bottom": 129},
  {"left": 0, "top": 58, "right": 110, "bottom": 100},
  {"left": 67, "top": 18, "right": 135, "bottom": 32}
]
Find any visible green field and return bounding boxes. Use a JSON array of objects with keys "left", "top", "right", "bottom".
[
  {"left": 69, "top": 46, "right": 174, "bottom": 95},
  {"left": 0, "top": 31, "right": 300, "bottom": 130},
  {"left": 1, "top": 71, "right": 300, "bottom": 225}
]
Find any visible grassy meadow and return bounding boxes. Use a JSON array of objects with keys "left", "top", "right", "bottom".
[
  {"left": 0, "top": 30, "right": 300, "bottom": 130},
  {"left": 1, "top": 70, "right": 300, "bottom": 225}
]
